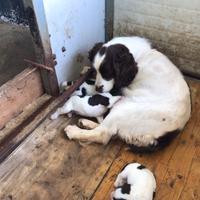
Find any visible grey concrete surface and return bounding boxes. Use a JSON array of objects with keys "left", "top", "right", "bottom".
[{"left": 0, "top": 22, "right": 36, "bottom": 86}]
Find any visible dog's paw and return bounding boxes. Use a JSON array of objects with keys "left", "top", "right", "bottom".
[
  {"left": 64, "top": 125, "right": 79, "bottom": 140},
  {"left": 78, "top": 118, "right": 98, "bottom": 130}
]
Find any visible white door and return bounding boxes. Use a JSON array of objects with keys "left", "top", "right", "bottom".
[{"left": 43, "top": 0, "right": 105, "bottom": 84}]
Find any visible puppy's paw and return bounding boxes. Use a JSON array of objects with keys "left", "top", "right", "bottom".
[
  {"left": 67, "top": 112, "right": 72, "bottom": 118},
  {"left": 110, "top": 191, "right": 115, "bottom": 200},
  {"left": 114, "top": 176, "right": 124, "bottom": 187},
  {"left": 60, "top": 81, "right": 74, "bottom": 92},
  {"left": 50, "top": 112, "right": 58, "bottom": 120},
  {"left": 64, "top": 125, "right": 79, "bottom": 140}
]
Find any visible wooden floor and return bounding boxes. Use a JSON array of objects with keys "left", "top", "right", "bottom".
[{"left": 0, "top": 79, "right": 199, "bottom": 200}]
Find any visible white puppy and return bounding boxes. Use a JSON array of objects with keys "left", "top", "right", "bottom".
[
  {"left": 50, "top": 93, "right": 121, "bottom": 123},
  {"left": 112, "top": 163, "right": 156, "bottom": 200}
]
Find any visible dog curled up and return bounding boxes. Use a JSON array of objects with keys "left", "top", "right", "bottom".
[{"left": 64, "top": 36, "right": 191, "bottom": 152}]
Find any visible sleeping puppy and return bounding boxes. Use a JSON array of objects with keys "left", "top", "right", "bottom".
[
  {"left": 50, "top": 93, "right": 121, "bottom": 123},
  {"left": 111, "top": 163, "right": 156, "bottom": 200}
]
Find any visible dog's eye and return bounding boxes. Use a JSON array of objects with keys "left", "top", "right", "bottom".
[
  {"left": 99, "top": 63, "right": 114, "bottom": 80},
  {"left": 90, "top": 67, "right": 97, "bottom": 77}
]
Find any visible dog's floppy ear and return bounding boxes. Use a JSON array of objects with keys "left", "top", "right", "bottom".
[
  {"left": 88, "top": 42, "right": 104, "bottom": 62},
  {"left": 113, "top": 46, "right": 138, "bottom": 89}
]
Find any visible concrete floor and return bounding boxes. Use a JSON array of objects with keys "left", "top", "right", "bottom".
[{"left": 0, "top": 22, "right": 36, "bottom": 86}]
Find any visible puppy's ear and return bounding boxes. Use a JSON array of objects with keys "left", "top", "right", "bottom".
[
  {"left": 113, "top": 51, "right": 138, "bottom": 89},
  {"left": 88, "top": 42, "right": 104, "bottom": 62}
]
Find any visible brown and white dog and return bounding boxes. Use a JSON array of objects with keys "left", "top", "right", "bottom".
[{"left": 65, "top": 36, "right": 191, "bottom": 152}]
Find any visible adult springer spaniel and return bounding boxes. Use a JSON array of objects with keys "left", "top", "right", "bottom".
[{"left": 65, "top": 36, "right": 191, "bottom": 152}]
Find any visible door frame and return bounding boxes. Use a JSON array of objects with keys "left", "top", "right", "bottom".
[
  {"left": 0, "top": 0, "right": 59, "bottom": 129},
  {"left": 25, "top": 0, "right": 59, "bottom": 96}
]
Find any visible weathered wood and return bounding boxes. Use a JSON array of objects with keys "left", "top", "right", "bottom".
[
  {"left": 0, "top": 94, "right": 51, "bottom": 143},
  {"left": 0, "top": 95, "right": 54, "bottom": 164},
  {"left": 0, "top": 67, "right": 43, "bottom": 130},
  {"left": 24, "top": 59, "right": 54, "bottom": 73},
  {"left": 178, "top": 158, "right": 200, "bottom": 200},
  {"left": 0, "top": 117, "right": 122, "bottom": 200},
  {"left": 26, "top": 1, "right": 60, "bottom": 96}
]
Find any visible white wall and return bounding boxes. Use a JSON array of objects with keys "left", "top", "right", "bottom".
[
  {"left": 43, "top": 0, "right": 105, "bottom": 84},
  {"left": 114, "top": 0, "right": 200, "bottom": 75}
]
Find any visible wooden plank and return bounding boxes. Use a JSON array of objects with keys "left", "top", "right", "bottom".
[
  {"left": 0, "top": 117, "right": 122, "bottom": 200},
  {"left": 155, "top": 124, "right": 199, "bottom": 200},
  {"left": 0, "top": 67, "right": 43, "bottom": 130},
  {"left": 154, "top": 125, "right": 199, "bottom": 200},
  {"left": 178, "top": 158, "right": 200, "bottom": 200},
  {"left": 0, "top": 117, "right": 71, "bottom": 197},
  {"left": 25, "top": 1, "right": 59, "bottom": 96},
  {"left": 0, "top": 96, "right": 54, "bottom": 163},
  {"left": 0, "top": 94, "right": 51, "bottom": 143}
]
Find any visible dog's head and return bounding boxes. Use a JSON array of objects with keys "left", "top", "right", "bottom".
[
  {"left": 88, "top": 43, "right": 138, "bottom": 93},
  {"left": 111, "top": 183, "right": 133, "bottom": 200}
]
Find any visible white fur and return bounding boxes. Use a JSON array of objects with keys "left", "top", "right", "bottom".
[
  {"left": 51, "top": 93, "right": 121, "bottom": 123},
  {"left": 65, "top": 36, "right": 191, "bottom": 147},
  {"left": 112, "top": 163, "right": 156, "bottom": 200}
]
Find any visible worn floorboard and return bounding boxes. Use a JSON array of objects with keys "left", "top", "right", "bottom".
[
  {"left": 0, "top": 115, "right": 122, "bottom": 200},
  {"left": 0, "top": 80, "right": 199, "bottom": 200},
  {"left": 0, "top": 94, "right": 51, "bottom": 143}
]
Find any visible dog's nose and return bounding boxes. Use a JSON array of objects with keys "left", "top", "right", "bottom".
[{"left": 95, "top": 85, "right": 103, "bottom": 93}]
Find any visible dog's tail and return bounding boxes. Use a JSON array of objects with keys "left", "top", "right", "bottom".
[{"left": 128, "top": 129, "right": 180, "bottom": 153}]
